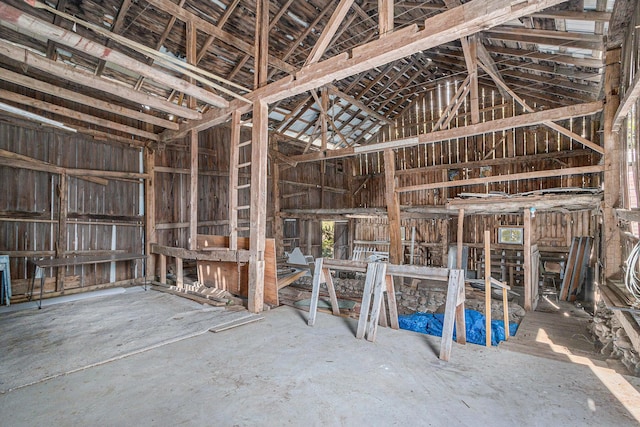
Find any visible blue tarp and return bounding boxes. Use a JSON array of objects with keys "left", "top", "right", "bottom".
[{"left": 398, "top": 309, "right": 518, "bottom": 346}]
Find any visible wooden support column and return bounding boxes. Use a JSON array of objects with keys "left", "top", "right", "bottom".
[
  {"left": 484, "top": 229, "right": 491, "bottom": 347},
  {"left": 186, "top": 20, "right": 198, "bottom": 251},
  {"left": 378, "top": 0, "right": 394, "bottom": 37},
  {"left": 254, "top": 0, "right": 269, "bottom": 89},
  {"left": 56, "top": 172, "right": 68, "bottom": 291},
  {"left": 249, "top": 100, "right": 269, "bottom": 313},
  {"left": 523, "top": 208, "right": 533, "bottom": 311},
  {"left": 603, "top": 47, "right": 622, "bottom": 279},
  {"left": 455, "top": 208, "right": 466, "bottom": 344},
  {"left": 188, "top": 130, "right": 198, "bottom": 251},
  {"left": 272, "top": 137, "right": 284, "bottom": 258},
  {"left": 384, "top": 149, "right": 402, "bottom": 264},
  {"left": 440, "top": 219, "right": 449, "bottom": 267},
  {"left": 144, "top": 147, "right": 156, "bottom": 279}
]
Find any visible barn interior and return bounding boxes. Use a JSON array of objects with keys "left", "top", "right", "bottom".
[{"left": 2, "top": 0, "right": 640, "bottom": 424}]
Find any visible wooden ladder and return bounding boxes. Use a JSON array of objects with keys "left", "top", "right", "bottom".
[{"left": 229, "top": 110, "right": 252, "bottom": 250}]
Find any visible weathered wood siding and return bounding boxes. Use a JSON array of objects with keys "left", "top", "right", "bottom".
[{"left": 0, "top": 121, "right": 143, "bottom": 297}]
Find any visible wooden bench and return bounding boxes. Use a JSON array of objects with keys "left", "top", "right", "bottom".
[{"left": 29, "top": 253, "right": 146, "bottom": 308}]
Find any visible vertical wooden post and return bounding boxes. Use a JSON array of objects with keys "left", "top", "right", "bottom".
[
  {"left": 378, "top": 0, "right": 394, "bottom": 37},
  {"left": 229, "top": 109, "right": 241, "bottom": 251},
  {"left": 440, "top": 219, "right": 448, "bottom": 267},
  {"left": 384, "top": 149, "right": 402, "bottom": 265},
  {"left": 272, "top": 137, "right": 284, "bottom": 258},
  {"left": 175, "top": 257, "right": 183, "bottom": 288},
  {"left": 484, "top": 229, "right": 491, "bottom": 347},
  {"left": 56, "top": 172, "right": 68, "bottom": 291},
  {"left": 523, "top": 208, "right": 533, "bottom": 311},
  {"left": 144, "top": 147, "right": 156, "bottom": 279},
  {"left": 455, "top": 208, "right": 466, "bottom": 344},
  {"left": 189, "top": 130, "right": 198, "bottom": 251},
  {"left": 603, "top": 47, "right": 622, "bottom": 279},
  {"left": 249, "top": 100, "right": 269, "bottom": 313},
  {"left": 502, "top": 288, "right": 510, "bottom": 340},
  {"left": 159, "top": 254, "right": 166, "bottom": 285},
  {"left": 186, "top": 20, "right": 198, "bottom": 251},
  {"left": 254, "top": 0, "right": 269, "bottom": 89}
]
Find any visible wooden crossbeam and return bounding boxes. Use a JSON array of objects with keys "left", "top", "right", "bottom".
[
  {"left": 0, "top": 3, "right": 228, "bottom": 108},
  {"left": 0, "top": 40, "right": 200, "bottom": 120},
  {"left": 256, "top": 0, "right": 567, "bottom": 104},
  {"left": 0, "top": 88, "right": 159, "bottom": 141},
  {"left": 289, "top": 101, "right": 602, "bottom": 163},
  {"left": 0, "top": 68, "right": 177, "bottom": 130},
  {"left": 398, "top": 165, "right": 604, "bottom": 193}
]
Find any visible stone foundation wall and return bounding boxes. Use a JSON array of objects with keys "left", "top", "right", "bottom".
[{"left": 591, "top": 303, "right": 640, "bottom": 376}]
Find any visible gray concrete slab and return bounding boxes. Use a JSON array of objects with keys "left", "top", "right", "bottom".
[
  {"left": 1, "top": 291, "right": 640, "bottom": 426},
  {"left": 0, "top": 287, "right": 255, "bottom": 392}
]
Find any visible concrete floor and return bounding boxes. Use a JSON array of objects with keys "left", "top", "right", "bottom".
[{"left": 1, "top": 289, "right": 640, "bottom": 426}]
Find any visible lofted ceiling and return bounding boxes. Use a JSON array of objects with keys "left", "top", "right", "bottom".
[{"left": 0, "top": 0, "right": 622, "bottom": 149}]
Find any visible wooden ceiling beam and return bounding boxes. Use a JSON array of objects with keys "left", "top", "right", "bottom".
[
  {"left": 484, "top": 30, "right": 603, "bottom": 51},
  {"left": 530, "top": 10, "right": 612, "bottom": 21},
  {"left": 399, "top": 165, "right": 604, "bottom": 193},
  {"left": 0, "top": 3, "right": 228, "bottom": 108},
  {"left": 255, "top": 0, "right": 568, "bottom": 104},
  {"left": 305, "top": 0, "right": 356, "bottom": 66},
  {"left": 485, "top": 45, "right": 603, "bottom": 68},
  {"left": 0, "top": 88, "right": 159, "bottom": 140},
  {"left": 0, "top": 39, "right": 200, "bottom": 120},
  {"left": 0, "top": 67, "right": 178, "bottom": 130},
  {"left": 288, "top": 101, "right": 603, "bottom": 163}
]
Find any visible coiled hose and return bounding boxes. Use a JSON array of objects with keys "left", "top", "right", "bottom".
[{"left": 624, "top": 240, "right": 640, "bottom": 305}]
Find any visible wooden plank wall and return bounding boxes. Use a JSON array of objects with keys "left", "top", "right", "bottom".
[
  {"left": 354, "top": 83, "right": 600, "bottom": 208},
  {"left": 0, "top": 121, "right": 143, "bottom": 296}
]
